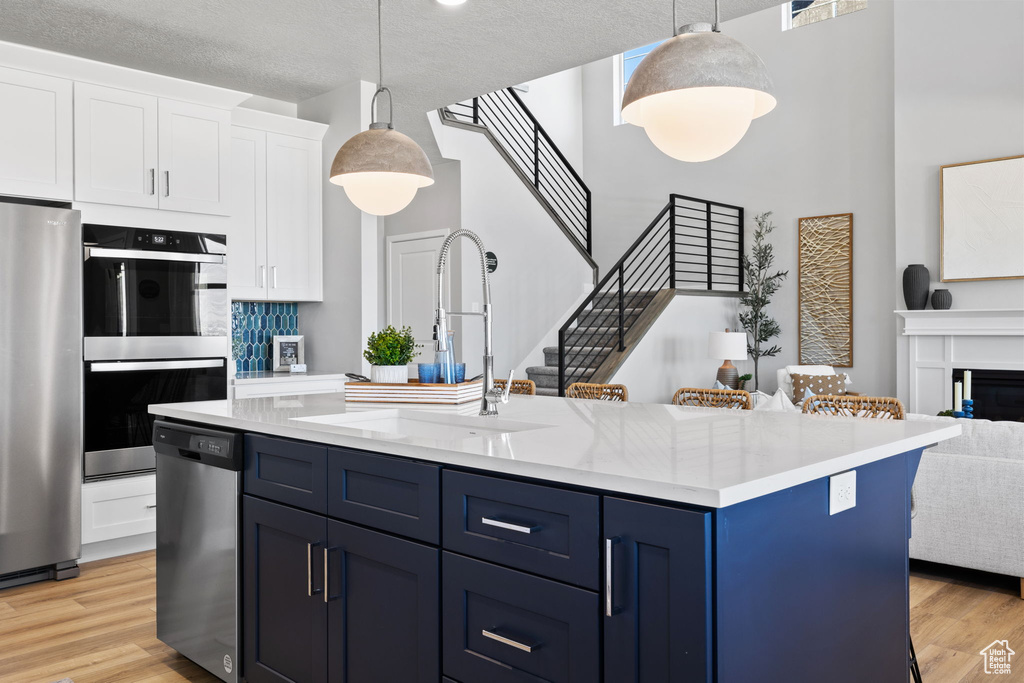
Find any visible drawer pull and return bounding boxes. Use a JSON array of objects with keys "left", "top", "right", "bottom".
[
  {"left": 481, "top": 517, "right": 539, "bottom": 534},
  {"left": 482, "top": 628, "right": 536, "bottom": 653}
]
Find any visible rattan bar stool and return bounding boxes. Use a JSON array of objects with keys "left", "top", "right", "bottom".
[
  {"left": 673, "top": 387, "right": 752, "bottom": 410},
  {"left": 493, "top": 378, "right": 536, "bottom": 396},
  {"left": 799, "top": 393, "right": 919, "bottom": 681},
  {"left": 565, "top": 382, "right": 629, "bottom": 402}
]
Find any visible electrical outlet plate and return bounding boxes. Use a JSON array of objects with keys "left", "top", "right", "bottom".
[{"left": 829, "top": 470, "right": 857, "bottom": 515}]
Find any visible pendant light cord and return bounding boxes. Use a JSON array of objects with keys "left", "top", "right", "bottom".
[
  {"left": 672, "top": 0, "right": 677, "bottom": 36},
  {"left": 377, "top": 0, "right": 383, "bottom": 89},
  {"left": 371, "top": 0, "right": 394, "bottom": 128},
  {"left": 713, "top": 0, "right": 720, "bottom": 32}
]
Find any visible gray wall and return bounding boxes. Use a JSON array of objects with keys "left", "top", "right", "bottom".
[{"left": 583, "top": 2, "right": 897, "bottom": 395}]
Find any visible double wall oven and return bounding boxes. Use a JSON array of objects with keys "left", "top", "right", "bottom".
[{"left": 83, "top": 224, "right": 228, "bottom": 480}]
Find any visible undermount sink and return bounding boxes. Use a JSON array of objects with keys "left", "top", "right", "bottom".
[{"left": 291, "top": 409, "right": 549, "bottom": 441}]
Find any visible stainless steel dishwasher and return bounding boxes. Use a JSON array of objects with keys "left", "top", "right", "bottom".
[{"left": 153, "top": 419, "right": 243, "bottom": 683}]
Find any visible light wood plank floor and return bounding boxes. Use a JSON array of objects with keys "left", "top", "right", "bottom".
[{"left": 0, "top": 552, "right": 1021, "bottom": 682}]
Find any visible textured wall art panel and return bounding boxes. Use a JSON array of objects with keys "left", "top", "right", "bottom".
[
  {"left": 940, "top": 155, "right": 1024, "bottom": 281},
  {"left": 798, "top": 213, "right": 853, "bottom": 367}
]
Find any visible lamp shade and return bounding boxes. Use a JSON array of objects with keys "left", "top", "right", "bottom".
[
  {"left": 621, "top": 24, "right": 776, "bottom": 162},
  {"left": 329, "top": 124, "right": 434, "bottom": 216},
  {"left": 708, "top": 331, "right": 748, "bottom": 361}
]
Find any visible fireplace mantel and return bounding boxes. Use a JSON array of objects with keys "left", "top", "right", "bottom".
[{"left": 895, "top": 309, "right": 1024, "bottom": 414}]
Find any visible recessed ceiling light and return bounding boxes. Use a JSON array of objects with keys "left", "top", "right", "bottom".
[{"left": 437, "top": 0, "right": 467, "bottom": 6}]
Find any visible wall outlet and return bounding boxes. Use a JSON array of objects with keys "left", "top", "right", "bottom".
[{"left": 829, "top": 470, "right": 857, "bottom": 515}]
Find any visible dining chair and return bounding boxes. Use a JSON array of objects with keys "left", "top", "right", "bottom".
[
  {"left": 673, "top": 387, "right": 752, "bottom": 410},
  {"left": 493, "top": 378, "right": 536, "bottom": 396},
  {"left": 565, "top": 382, "right": 629, "bottom": 402}
]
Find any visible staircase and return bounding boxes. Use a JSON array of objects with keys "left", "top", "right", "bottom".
[
  {"left": 530, "top": 195, "right": 745, "bottom": 396},
  {"left": 438, "top": 90, "right": 746, "bottom": 397}
]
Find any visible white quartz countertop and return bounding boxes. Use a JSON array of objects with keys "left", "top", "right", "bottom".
[
  {"left": 231, "top": 371, "right": 348, "bottom": 384},
  {"left": 149, "top": 394, "right": 960, "bottom": 508}
]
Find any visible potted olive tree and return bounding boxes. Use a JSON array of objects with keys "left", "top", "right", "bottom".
[{"left": 364, "top": 325, "right": 420, "bottom": 384}]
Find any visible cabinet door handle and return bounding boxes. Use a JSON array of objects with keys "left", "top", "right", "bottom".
[
  {"left": 481, "top": 629, "right": 535, "bottom": 653},
  {"left": 605, "top": 537, "right": 620, "bottom": 617},
  {"left": 149, "top": 168, "right": 156, "bottom": 195},
  {"left": 164, "top": 170, "right": 170, "bottom": 197},
  {"left": 481, "top": 517, "right": 538, "bottom": 534},
  {"left": 146, "top": 504, "right": 157, "bottom": 509},
  {"left": 323, "top": 546, "right": 330, "bottom": 603},
  {"left": 306, "top": 542, "right": 323, "bottom": 597},
  {"left": 272, "top": 265, "right": 278, "bottom": 289},
  {"left": 259, "top": 265, "right": 266, "bottom": 288}
]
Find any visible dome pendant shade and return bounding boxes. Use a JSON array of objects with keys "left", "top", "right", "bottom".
[
  {"left": 622, "top": 26, "right": 776, "bottom": 162},
  {"left": 330, "top": 124, "right": 434, "bottom": 216}
]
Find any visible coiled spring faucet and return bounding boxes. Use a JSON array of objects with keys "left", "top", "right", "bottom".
[{"left": 434, "top": 229, "right": 512, "bottom": 416}]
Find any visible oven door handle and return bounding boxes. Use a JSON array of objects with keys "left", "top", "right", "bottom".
[
  {"left": 88, "top": 359, "right": 225, "bottom": 373},
  {"left": 85, "top": 247, "right": 226, "bottom": 265}
]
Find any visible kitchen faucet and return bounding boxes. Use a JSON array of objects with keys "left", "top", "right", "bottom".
[{"left": 434, "top": 229, "right": 512, "bottom": 416}]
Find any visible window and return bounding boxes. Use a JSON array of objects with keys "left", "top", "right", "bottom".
[
  {"left": 614, "top": 40, "right": 664, "bottom": 125},
  {"left": 783, "top": 0, "right": 867, "bottom": 30}
]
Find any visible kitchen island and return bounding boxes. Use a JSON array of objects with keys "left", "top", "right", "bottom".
[{"left": 151, "top": 393, "right": 960, "bottom": 683}]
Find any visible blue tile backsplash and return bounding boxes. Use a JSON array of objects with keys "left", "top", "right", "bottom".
[{"left": 231, "top": 302, "right": 299, "bottom": 373}]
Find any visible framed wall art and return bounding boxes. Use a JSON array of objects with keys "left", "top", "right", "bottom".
[
  {"left": 272, "top": 335, "right": 304, "bottom": 372},
  {"left": 941, "top": 155, "right": 1024, "bottom": 282},
  {"left": 798, "top": 213, "right": 853, "bottom": 367}
]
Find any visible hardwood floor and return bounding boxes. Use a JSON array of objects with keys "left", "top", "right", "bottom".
[
  {"left": 0, "top": 552, "right": 1021, "bottom": 682},
  {"left": 0, "top": 552, "right": 217, "bottom": 683}
]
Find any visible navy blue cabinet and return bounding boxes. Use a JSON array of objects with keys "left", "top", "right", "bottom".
[
  {"left": 326, "top": 519, "right": 439, "bottom": 682},
  {"left": 245, "top": 434, "right": 328, "bottom": 514},
  {"left": 603, "top": 496, "right": 713, "bottom": 683},
  {"left": 243, "top": 495, "right": 328, "bottom": 683}
]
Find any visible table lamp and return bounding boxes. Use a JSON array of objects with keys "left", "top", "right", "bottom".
[{"left": 708, "top": 329, "right": 748, "bottom": 389}]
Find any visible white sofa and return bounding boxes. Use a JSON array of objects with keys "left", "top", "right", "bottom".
[{"left": 906, "top": 414, "right": 1024, "bottom": 597}]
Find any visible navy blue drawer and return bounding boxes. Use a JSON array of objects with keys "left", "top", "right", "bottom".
[
  {"left": 327, "top": 447, "right": 440, "bottom": 544},
  {"left": 442, "top": 471, "right": 599, "bottom": 589},
  {"left": 245, "top": 434, "right": 327, "bottom": 514},
  {"left": 443, "top": 552, "right": 598, "bottom": 683}
]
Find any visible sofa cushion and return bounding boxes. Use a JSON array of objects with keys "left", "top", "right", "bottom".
[{"left": 907, "top": 414, "right": 1024, "bottom": 463}]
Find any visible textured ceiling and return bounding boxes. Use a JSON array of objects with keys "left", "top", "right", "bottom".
[{"left": 0, "top": 0, "right": 781, "bottom": 158}]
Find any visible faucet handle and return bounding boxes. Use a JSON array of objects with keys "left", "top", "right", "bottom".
[{"left": 500, "top": 370, "right": 514, "bottom": 403}]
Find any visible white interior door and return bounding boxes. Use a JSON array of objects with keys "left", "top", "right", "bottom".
[
  {"left": 74, "top": 82, "right": 158, "bottom": 208},
  {"left": 388, "top": 231, "right": 449, "bottom": 352}
]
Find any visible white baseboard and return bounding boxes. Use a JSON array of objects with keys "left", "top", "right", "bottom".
[{"left": 80, "top": 532, "right": 156, "bottom": 564}]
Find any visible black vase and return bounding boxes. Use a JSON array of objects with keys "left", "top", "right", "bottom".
[
  {"left": 931, "top": 289, "right": 952, "bottom": 310},
  {"left": 902, "top": 264, "right": 930, "bottom": 310}
]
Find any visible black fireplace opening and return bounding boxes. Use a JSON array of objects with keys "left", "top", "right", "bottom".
[{"left": 952, "top": 369, "right": 1024, "bottom": 422}]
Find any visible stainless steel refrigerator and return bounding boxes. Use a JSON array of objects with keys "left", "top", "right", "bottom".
[{"left": 0, "top": 201, "right": 83, "bottom": 587}]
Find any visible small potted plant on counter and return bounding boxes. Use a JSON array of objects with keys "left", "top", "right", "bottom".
[{"left": 364, "top": 325, "right": 420, "bottom": 384}]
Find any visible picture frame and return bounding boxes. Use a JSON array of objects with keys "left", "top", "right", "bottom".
[
  {"left": 940, "top": 155, "right": 1024, "bottom": 282},
  {"left": 272, "top": 335, "right": 304, "bottom": 372},
  {"left": 798, "top": 213, "right": 853, "bottom": 367}
]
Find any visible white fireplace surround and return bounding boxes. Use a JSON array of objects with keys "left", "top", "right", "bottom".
[{"left": 896, "top": 309, "right": 1024, "bottom": 415}]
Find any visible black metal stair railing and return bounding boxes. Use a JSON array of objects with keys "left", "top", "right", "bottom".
[
  {"left": 556, "top": 194, "right": 744, "bottom": 395},
  {"left": 441, "top": 88, "right": 592, "bottom": 260}
]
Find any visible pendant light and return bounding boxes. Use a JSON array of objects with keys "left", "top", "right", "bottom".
[
  {"left": 621, "top": 0, "right": 776, "bottom": 162},
  {"left": 330, "top": 0, "right": 434, "bottom": 215}
]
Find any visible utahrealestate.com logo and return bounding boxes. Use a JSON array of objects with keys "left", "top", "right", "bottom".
[{"left": 980, "top": 640, "right": 1015, "bottom": 675}]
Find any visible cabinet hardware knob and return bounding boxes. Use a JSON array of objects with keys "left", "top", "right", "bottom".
[
  {"left": 481, "top": 629, "right": 535, "bottom": 653},
  {"left": 481, "top": 517, "right": 538, "bottom": 534}
]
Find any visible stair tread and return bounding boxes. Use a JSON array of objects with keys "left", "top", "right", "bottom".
[
  {"left": 526, "top": 365, "right": 594, "bottom": 376},
  {"left": 543, "top": 346, "right": 613, "bottom": 354}
]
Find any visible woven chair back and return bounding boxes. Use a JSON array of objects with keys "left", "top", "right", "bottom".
[
  {"left": 493, "top": 378, "right": 536, "bottom": 396},
  {"left": 672, "top": 388, "right": 752, "bottom": 410},
  {"left": 802, "top": 395, "right": 905, "bottom": 420},
  {"left": 565, "top": 382, "right": 629, "bottom": 402}
]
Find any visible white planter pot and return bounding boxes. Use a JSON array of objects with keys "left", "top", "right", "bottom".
[{"left": 370, "top": 365, "right": 408, "bottom": 384}]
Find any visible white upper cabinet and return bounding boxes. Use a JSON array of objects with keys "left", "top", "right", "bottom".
[
  {"left": 74, "top": 82, "right": 158, "bottom": 208},
  {"left": 266, "top": 133, "right": 322, "bottom": 301},
  {"left": 158, "top": 99, "right": 231, "bottom": 215},
  {"left": 229, "top": 110, "right": 326, "bottom": 302},
  {"left": 0, "top": 66, "right": 73, "bottom": 201},
  {"left": 229, "top": 126, "right": 269, "bottom": 300},
  {"left": 74, "top": 82, "right": 231, "bottom": 215}
]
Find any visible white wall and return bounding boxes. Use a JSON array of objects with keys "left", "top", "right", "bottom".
[
  {"left": 893, "top": 0, "right": 1024, "bottom": 402},
  {"left": 581, "top": 2, "right": 897, "bottom": 396},
  {"left": 430, "top": 111, "right": 593, "bottom": 379},
  {"left": 516, "top": 66, "right": 585, "bottom": 171},
  {"left": 297, "top": 80, "right": 377, "bottom": 373},
  {"left": 612, "top": 295, "right": 744, "bottom": 404}
]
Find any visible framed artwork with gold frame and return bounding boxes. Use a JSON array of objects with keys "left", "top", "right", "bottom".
[
  {"left": 798, "top": 213, "right": 853, "bottom": 367},
  {"left": 940, "top": 155, "right": 1024, "bottom": 282}
]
